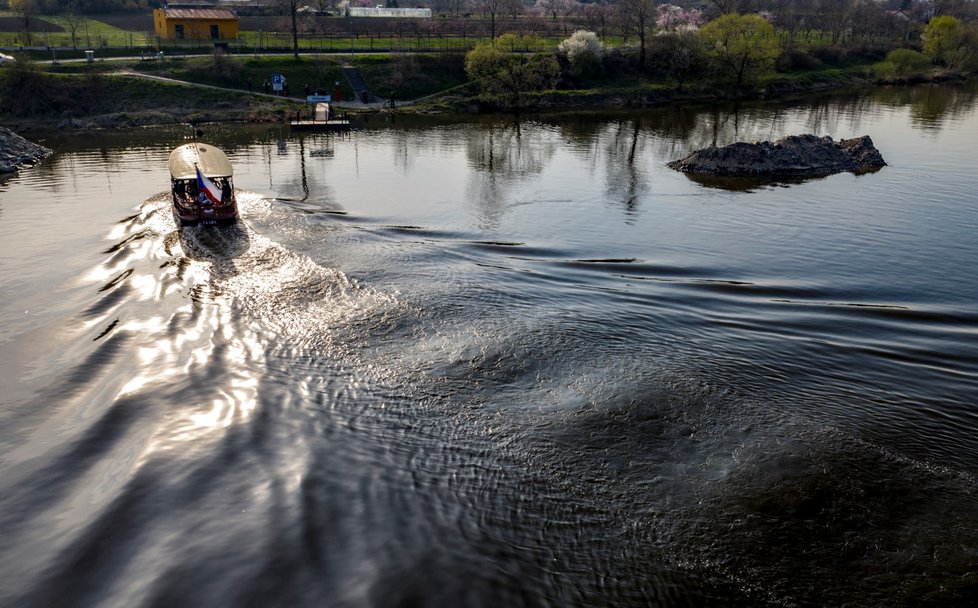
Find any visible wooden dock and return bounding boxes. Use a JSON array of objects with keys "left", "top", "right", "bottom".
[
  {"left": 289, "top": 119, "right": 352, "bottom": 132},
  {"left": 289, "top": 102, "right": 352, "bottom": 132}
]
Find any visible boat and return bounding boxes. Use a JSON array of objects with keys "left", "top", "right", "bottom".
[{"left": 168, "top": 141, "right": 238, "bottom": 226}]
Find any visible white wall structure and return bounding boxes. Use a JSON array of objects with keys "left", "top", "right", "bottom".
[{"left": 348, "top": 7, "right": 432, "bottom": 17}]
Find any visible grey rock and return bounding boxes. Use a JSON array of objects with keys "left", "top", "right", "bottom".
[
  {"left": 668, "top": 134, "right": 886, "bottom": 178},
  {"left": 0, "top": 127, "right": 53, "bottom": 174}
]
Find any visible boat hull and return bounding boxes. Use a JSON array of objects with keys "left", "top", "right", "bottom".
[{"left": 172, "top": 196, "right": 238, "bottom": 227}]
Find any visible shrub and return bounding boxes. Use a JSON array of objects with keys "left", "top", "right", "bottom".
[
  {"left": 0, "top": 58, "right": 106, "bottom": 118},
  {"left": 809, "top": 45, "right": 847, "bottom": 66},
  {"left": 777, "top": 49, "right": 822, "bottom": 72},
  {"left": 465, "top": 36, "right": 559, "bottom": 107},
  {"left": 558, "top": 30, "right": 604, "bottom": 77},
  {"left": 875, "top": 48, "right": 932, "bottom": 81},
  {"left": 646, "top": 30, "right": 709, "bottom": 86}
]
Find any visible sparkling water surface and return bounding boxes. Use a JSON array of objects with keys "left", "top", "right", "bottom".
[{"left": 2, "top": 82, "right": 977, "bottom": 607}]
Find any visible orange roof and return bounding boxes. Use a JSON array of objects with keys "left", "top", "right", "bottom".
[{"left": 163, "top": 8, "right": 237, "bottom": 20}]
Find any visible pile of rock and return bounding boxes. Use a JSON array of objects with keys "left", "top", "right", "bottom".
[
  {"left": 1, "top": 127, "right": 53, "bottom": 174},
  {"left": 668, "top": 134, "right": 886, "bottom": 178}
]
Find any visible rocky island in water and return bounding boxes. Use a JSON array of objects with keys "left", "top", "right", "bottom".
[
  {"left": 1, "top": 128, "right": 53, "bottom": 175},
  {"left": 668, "top": 134, "right": 886, "bottom": 179}
]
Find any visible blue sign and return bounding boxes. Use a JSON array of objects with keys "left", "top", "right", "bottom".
[
  {"left": 271, "top": 73, "right": 285, "bottom": 91},
  {"left": 306, "top": 95, "right": 331, "bottom": 103}
]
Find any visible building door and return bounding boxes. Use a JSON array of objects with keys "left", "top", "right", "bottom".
[
  {"left": 175, "top": 24, "right": 184, "bottom": 39},
  {"left": 210, "top": 24, "right": 219, "bottom": 39}
]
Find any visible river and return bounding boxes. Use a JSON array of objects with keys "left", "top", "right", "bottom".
[{"left": 2, "top": 82, "right": 977, "bottom": 607}]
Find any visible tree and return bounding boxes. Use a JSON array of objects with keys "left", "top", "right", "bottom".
[
  {"left": 503, "top": 0, "right": 524, "bottom": 19},
  {"left": 582, "top": 1, "right": 612, "bottom": 38},
  {"left": 465, "top": 34, "right": 560, "bottom": 107},
  {"left": 61, "top": 0, "right": 84, "bottom": 50},
  {"left": 814, "top": 0, "right": 854, "bottom": 46},
  {"left": 699, "top": 13, "right": 780, "bottom": 88},
  {"left": 922, "top": 15, "right": 966, "bottom": 67},
  {"left": 616, "top": 0, "right": 657, "bottom": 69},
  {"left": 656, "top": 4, "right": 704, "bottom": 30},
  {"left": 10, "top": 0, "right": 40, "bottom": 47},
  {"left": 475, "top": 0, "right": 504, "bottom": 41},
  {"left": 276, "top": 0, "right": 302, "bottom": 59},
  {"left": 537, "top": 0, "right": 565, "bottom": 21},
  {"left": 657, "top": 26, "right": 707, "bottom": 90},
  {"left": 706, "top": 0, "right": 743, "bottom": 16}
]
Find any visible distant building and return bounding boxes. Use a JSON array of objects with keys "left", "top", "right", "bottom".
[
  {"left": 347, "top": 7, "right": 432, "bottom": 18},
  {"left": 153, "top": 5, "right": 240, "bottom": 40}
]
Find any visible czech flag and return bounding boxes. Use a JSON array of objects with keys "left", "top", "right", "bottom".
[{"left": 196, "top": 166, "right": 223, "bottom": 205}]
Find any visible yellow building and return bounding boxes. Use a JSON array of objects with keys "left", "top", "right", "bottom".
[{"left": 153, "top": 7, "right": 239, "bottom": 41}]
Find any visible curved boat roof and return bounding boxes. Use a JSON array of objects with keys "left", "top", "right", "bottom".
[{"left": 168, "top": 142, "right": 233, "bottom": 179}]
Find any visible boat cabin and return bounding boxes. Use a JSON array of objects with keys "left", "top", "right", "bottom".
[{"left": 168, "top": 142, "right": 238, "bottom": 226}]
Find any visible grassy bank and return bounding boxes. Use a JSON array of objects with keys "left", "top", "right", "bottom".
[
  {"left": 0, "top": 61, "right": 304, "bottom": 131},
  {"left": 1, "top": 50, "right": 966, "bottom": 132}
]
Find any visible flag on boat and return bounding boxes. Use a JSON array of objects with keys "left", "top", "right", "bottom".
[{"left": 196, "top": 166, "right": 223, "bottom": 205}]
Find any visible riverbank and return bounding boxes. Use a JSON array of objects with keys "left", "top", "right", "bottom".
[{"left": 0, "top": 60, "right": 972, "bottom": 133}]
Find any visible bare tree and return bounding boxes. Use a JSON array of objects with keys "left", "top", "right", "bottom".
[
  {"left": 503, "top": 0, "right": 524, "bottom": 19},
  {"left": 583, "top": 1, "right": 612, "bottom": 38},
  {"left": 537, "top": 0, "right": 564, "bottom": 21},
  {"left": 473, "top": 0, "right": 504, "bottom": 40},
  {"left": 706, "top": 0, "right": 745, "bottom": 15},
  {"left": 10, "top": 0, "right": 40, "bottom": 47},
  {"left": 616, "top": 0, "right": 656, "bottom": 68},
  {"left": 815, "top": 0, "right": 854, "bottom": 45},
  {"left": 61, "top": 0, "right": 84, "bottom": 50},
  {"left": 276, "top": 0, "right": 302, "bottom": 58}
]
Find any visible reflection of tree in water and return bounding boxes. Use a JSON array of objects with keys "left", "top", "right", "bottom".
[
  {"left": 600, "top": 119, "right": 649, "bottom": 218},
  {"left": 872, "top": 82, "right": 978, "bottom": 131},
  {"left": 799, "top": 95, "right": 872, "bottom": 136},
  {"left": 390, "top": 128, "right": 420, "bottom": 174},
  {"left": 269, "top": 134, "right": 339, "bottom": 207},
  {"left": 464, "top": 119, "right": 557, "bottom": 230}
]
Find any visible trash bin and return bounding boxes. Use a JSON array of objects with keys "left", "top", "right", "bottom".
[{"left": 85, "top": 50, "right": 94, "bottom": 63}]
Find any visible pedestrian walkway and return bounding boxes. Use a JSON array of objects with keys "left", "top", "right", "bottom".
[
  {"left": 114, "top": 68, "right": 407, "bottom": 111},
  {"left": 340, "top": 65, "right": 377, "bottom": 104}
]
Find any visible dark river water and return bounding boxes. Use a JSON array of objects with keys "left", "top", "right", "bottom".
[{"left": 2, "top": 82, "right": 978, "bottom": 607}]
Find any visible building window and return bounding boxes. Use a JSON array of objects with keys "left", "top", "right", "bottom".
[
  {"left": 210, "top": 24, "right": 219, "bottom": 39},
  {"left": 175, "top": 24, "right": 184, "bottom": 39}
]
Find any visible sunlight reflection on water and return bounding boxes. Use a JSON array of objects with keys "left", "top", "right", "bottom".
[{"left": 2, "top": 83, "right": 978, "bottom": 607}]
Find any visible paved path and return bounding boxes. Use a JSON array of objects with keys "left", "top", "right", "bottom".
[{"left": 113, "top": 68, "right": 406, "bottom": 110}]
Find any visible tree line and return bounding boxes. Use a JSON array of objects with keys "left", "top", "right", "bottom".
[{"left": 7, "top": 0, "right": 978, "bottom": 101}]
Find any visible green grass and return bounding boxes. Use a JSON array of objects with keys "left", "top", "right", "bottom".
[
  {"left": 1, "top": 66, "right": 300, "bottom": 125},
  {"left": 0, "top": 14, "right": 154, "bottom": 48},
  {"left": 130, "top": 54, "right": 359, "bottom": 101},
  {"left": 352, "top": 53, "right": 469, "bottom": 100}
]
